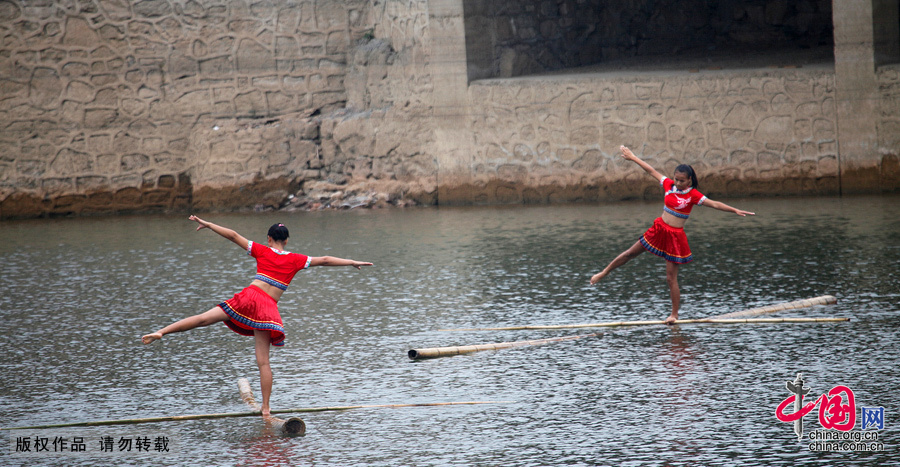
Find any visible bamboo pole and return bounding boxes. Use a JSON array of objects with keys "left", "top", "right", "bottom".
[
  {"left": 698, "top": 317, "right": 848, "bottom": 324},
  {"left": 0, "top": 412, "right": 275, "bottom": 431},
  {"left": 704, "top": 295, "right": 837, "bottom": 319},
  {"left": 238, "top": 378, "right": 306, "bottom": 436},
  {"left": 408, "top": 333, "right": 597, "bottom": 360},
  {"left": 0, "top": 401, "right": 513, "bottom": 431},
  {"left": 439, "top": 316, "right": 849, "bottom": 332}
]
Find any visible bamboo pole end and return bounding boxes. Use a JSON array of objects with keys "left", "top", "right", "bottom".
[
  {"left": 282, "top": 417, "right": 306, "bottom": 436},
  {"left": 238, "top": 378, "right": 305, "bottom": 436}
]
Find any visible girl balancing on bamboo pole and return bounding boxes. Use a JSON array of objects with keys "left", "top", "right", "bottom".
[
  {"left": 590, "top": 146, "right": 755, "bottom": 324},
  {"left": 142, "top": 215, "right": 373, "bottom": 417}
]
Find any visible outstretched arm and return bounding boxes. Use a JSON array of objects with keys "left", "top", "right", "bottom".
[
  {"left": 189, "top": 215, "right": 250, "bottom": 249},
  {"left": 620, "top": 145, "right": 665, "bottom": 182},
  {"left": 309, "top": 256, "right": 374, "bottom": 269},
  {"left": 702, "top": 199, "right": 755, "bottom": 217}
]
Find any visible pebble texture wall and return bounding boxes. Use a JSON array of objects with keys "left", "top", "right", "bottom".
[
  {"left": 0, "top": 0, "right": 897, "bottom": 219},
  {"left": 456, "top": 67, "right": 844, "bottom": 204}
]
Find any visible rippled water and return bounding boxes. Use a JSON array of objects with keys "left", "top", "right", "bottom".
[{"left": 1, "top": 196, "right": 898, "bottom": 466}]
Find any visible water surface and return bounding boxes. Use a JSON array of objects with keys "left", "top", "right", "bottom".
[{"left": 1, "top": 196, "right": 898, "bottom": 466}]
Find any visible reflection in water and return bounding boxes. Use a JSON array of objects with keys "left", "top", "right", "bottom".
[
  {"left": 1, "top": 196, "right": 899, "bottom": 466},
  {"left": 234, "top": 428, "right": 308, "bottom": 467},
  {"left": 660, "top": 327, "right": 696, "bottom": 379}
]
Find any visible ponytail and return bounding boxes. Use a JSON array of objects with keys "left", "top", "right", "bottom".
[{"left": 267, "top": 223, "right": 290, "bottom": 242}]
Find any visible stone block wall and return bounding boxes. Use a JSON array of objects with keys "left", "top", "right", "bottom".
[
  {"left": 0, "top": 0, "right": 431, "bottom": 219},
  {"left": 0, "top": 0, "right": 897, "bottom": 220},
  {"left": 450, "top": 66, "right": 841, "bottom": 204}
]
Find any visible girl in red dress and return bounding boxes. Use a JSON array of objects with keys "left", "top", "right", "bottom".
[
  {"left": 590, "top": 146, "right": 755, "bottom": 324},
  {"left": 142, "top": 215, "right": 373, "bottom": 416}
]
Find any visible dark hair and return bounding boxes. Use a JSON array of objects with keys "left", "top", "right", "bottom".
[
  {"left": 675, "top": 164, "right": 698, "bottom": 189},
  {"left": 267, "top": 223, "right": 290, "bottom": 242}
]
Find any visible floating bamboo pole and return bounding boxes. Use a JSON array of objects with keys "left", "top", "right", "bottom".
[
  {"left": 0, "top": 401, "right": 513, "bottom": 431},
  {"left": 704, "top": 295, "right": 837, "bottom": 319},
  {"left": 0, "top": 412, "right": 277, "bottom": 431},
  {"left": 439, "top": 316, "right": 849, "bottom": 332},
  {"left": 408, "top": 333, "right": 597, "bottom": 360},
  {"left": 238, "top": 378, "right": 306, "bottom": 436}
]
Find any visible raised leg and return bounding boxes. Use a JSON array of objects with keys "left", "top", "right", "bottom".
[
  {"left": 141, "top": 306, "right": 229, "bottom": 344},
  {"left": 590, "top": 240, "right": 645, "bottom": 285}
]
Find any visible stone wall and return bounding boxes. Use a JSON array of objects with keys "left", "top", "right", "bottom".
[
  {"left": 443, "top": 0, "right": 898, "bottom": 203},
  {"left": 449, "top": 66, "right": 841, "bottom": 204},
  {"left": 0, "top": 0, "right": 898, "bottom": 220},
  {"left": 0, "top": 0, "right": 436, "bottom": 219}
]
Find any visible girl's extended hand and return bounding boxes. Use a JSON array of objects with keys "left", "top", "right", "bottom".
[
  {"left": 620, "top": 145, "right": 638, "bottom": 161},
  {"left": 189, "top": 215, "right": 210, "bottom": 231},
  {"left": 351, "top": 261, "right": 374, "bottom": 270}
]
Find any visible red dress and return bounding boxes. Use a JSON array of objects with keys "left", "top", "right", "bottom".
[
  {"left": 639, "top": 177, "right": 707, "bottom": 264},
  {"left": 218, "top": 241, "right": 310, "bottom": 346}
]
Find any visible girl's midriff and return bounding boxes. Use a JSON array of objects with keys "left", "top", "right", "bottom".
[
  {"left": 661, "top": 211, "right": 687, "bottom": 229},
  {"left": 250, "top": 279, "right": 285, "bottom": 302}
]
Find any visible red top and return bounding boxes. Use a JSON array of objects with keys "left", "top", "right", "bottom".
[
  {"left": 247, "top": 241, "right": 310, "bottom": 291},
  {"left": 661, "top": 176, "right": 706, "bottom": 220}
]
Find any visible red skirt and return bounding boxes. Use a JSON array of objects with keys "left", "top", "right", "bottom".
[
  {"left": 218, "top": 285, "right": 285, "bottom": 346},
  {"left": 639, "top": 217, "right": 693, "bottom": 264}
]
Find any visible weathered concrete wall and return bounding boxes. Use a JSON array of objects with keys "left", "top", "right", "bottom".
[
  {"left": 876, "top": 64, "right": 900, "bottom": 187},
  {"left": 0, "top": 0, "right": 897, "bottom": 220},
  {"left": 831, "top": 0, "right": 899, "bottom": 194}
]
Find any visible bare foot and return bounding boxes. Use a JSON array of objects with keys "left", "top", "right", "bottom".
[
  {"left": 665, "top": 314, "right": 678, "bottom": 325},
  {"left": 261, "top": 406, "right": 271, "bottom": 418},
  {"left": 589, "top": 272, "right": 605, "bottom": 285},
  {"left": 141, "top": 332, "right": 162, "bottom": 344}
]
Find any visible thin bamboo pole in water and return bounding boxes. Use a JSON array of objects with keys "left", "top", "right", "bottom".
[
  {"left": 439, "top": 295, "right": 841, "bottom": 332},
  {"left": 439, "top": 316, "right": 848, "bottom": 332},
  {"left": 0, "top": 401, "right": 513, "bottom": 431},
  {"left": 0, "top": 412, "right": 273, "bottom": 430},
  {"left": 408, "top": 333, "right": 597, "bottom": 360},
  {"left": 238, "top": 378, "right": 306, "bottom": 436},
  {"left": 704, "top": 295, "right": 837, "bottom": 319}
]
